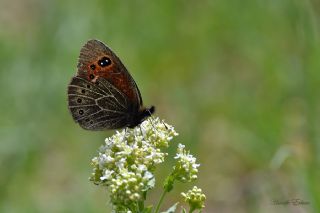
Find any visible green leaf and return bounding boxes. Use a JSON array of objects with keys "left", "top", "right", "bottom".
[{"left": 160, "top": 202, "right": 179, "bottom": 213}]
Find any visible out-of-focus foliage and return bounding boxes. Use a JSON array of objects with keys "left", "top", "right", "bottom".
[{"left": 0, "top": 0, "right": 319, "bottom": 212}]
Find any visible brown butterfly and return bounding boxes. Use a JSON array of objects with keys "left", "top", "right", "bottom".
[{"left": 67, "top": 39, "right": 155, "bottom": 130}]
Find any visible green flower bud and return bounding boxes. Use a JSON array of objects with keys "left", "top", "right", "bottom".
[{"left": 181, "top": 186, "right": 206, "bottom": 211}]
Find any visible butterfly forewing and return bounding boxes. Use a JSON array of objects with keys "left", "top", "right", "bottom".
[{"left": 77, "top": 40, "right": 142, "bottom": 106}]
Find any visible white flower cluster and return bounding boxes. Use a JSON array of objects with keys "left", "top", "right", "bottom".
[
  {"left": 181, "top": 186, "right": 206, "bottom": 210},
  {"left": 90, "top": 117, "right": 178, "bottom": 211},
  {"left": 173, "top": 144, "right": 200, "bottom": 182}
]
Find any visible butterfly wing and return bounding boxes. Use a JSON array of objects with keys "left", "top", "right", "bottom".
[
  {"left": 68, "top": 76, "right": 130, "bottom": 130},
  {"left": 77, "top": 39, "right": 143, "bottom": 107}
]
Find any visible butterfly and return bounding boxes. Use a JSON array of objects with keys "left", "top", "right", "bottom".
[{"left": 67, "top": 39, "right": 155, "bottom": 130}]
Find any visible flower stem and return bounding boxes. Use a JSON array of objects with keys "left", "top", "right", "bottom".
[
  {"left": 189, "top": 207, "right": 195, "bottom": 213},
  {"left": 154, "top": 190, "right": 167, "bottom": 213},
  {"left": 138, "top": 200, "right": 144, "bottom": 212}
]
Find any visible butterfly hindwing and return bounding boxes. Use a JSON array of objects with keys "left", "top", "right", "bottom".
[{"left": 68, "top": 76, "right": 129, "bottom": 130}]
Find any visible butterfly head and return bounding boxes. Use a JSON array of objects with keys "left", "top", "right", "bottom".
[{"left": 128, "top": 106, "right": 155, "bottom": 128}]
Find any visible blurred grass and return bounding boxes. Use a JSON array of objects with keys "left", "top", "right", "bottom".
[{"left": 0, "top": 0, "right": 320, "bottom": 212}]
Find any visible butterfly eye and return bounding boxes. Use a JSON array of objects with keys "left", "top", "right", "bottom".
[{"left": 98, "top": 57, "right": 112, "bottom": 67}]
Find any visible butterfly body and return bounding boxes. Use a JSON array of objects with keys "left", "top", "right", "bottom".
[{"left": 68, "top": 39, "right": 155, "bottom": 130}]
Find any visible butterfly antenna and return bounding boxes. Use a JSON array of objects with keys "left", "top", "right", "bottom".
[
  {"left": 147, "top": 109, "right": 154, "bottom": 117},
  {"left": 146, "top": 106, "right": 156, "bottom": 129},
  {"left": 146, "top": 107, "right": 169, "bottom": 132},
  {"left": 162, "top": 121, "right": 168, "bottom": 130},
  {"left": 146, "top": 107, "right": 168, "bottom": 130}
]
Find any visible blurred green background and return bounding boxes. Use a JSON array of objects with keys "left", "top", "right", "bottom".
[{"left": 1, "top": 0, "right": 320, "bottom": 212}]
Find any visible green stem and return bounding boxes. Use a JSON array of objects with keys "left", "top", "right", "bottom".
[
  {"left": 154, "top": 190, "right": 167, "bottom": 213},
  {"left": 137, "top": 191, "right": 147, "bottom": 212},
  {"left": 138, "top": 200, "right": 144, "bottom": 212},
  {"left": 188, "top": 207, "right": 195, "bottom": 213},
  {"left": 130, "top": 203, "right": 139, "bottom": 213}
]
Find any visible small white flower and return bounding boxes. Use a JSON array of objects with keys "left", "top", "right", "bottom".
[
  {"left": 137, "top": 164, "right": 147, "bottom": 172},
  {"left": 143, "top": 171, "right": 153, "bottom": 180},
  {"left": 100, "top": 169, "right": 114, "bottom": 181},
  {"left": 173, "top": 143, "right": 200, "bottom": 183},
  {"left": 115, "top": 157, "right": 126, "bottom": 169},
  {"left": 98, "top": 154, "right": 114, "bottom": 168}
]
